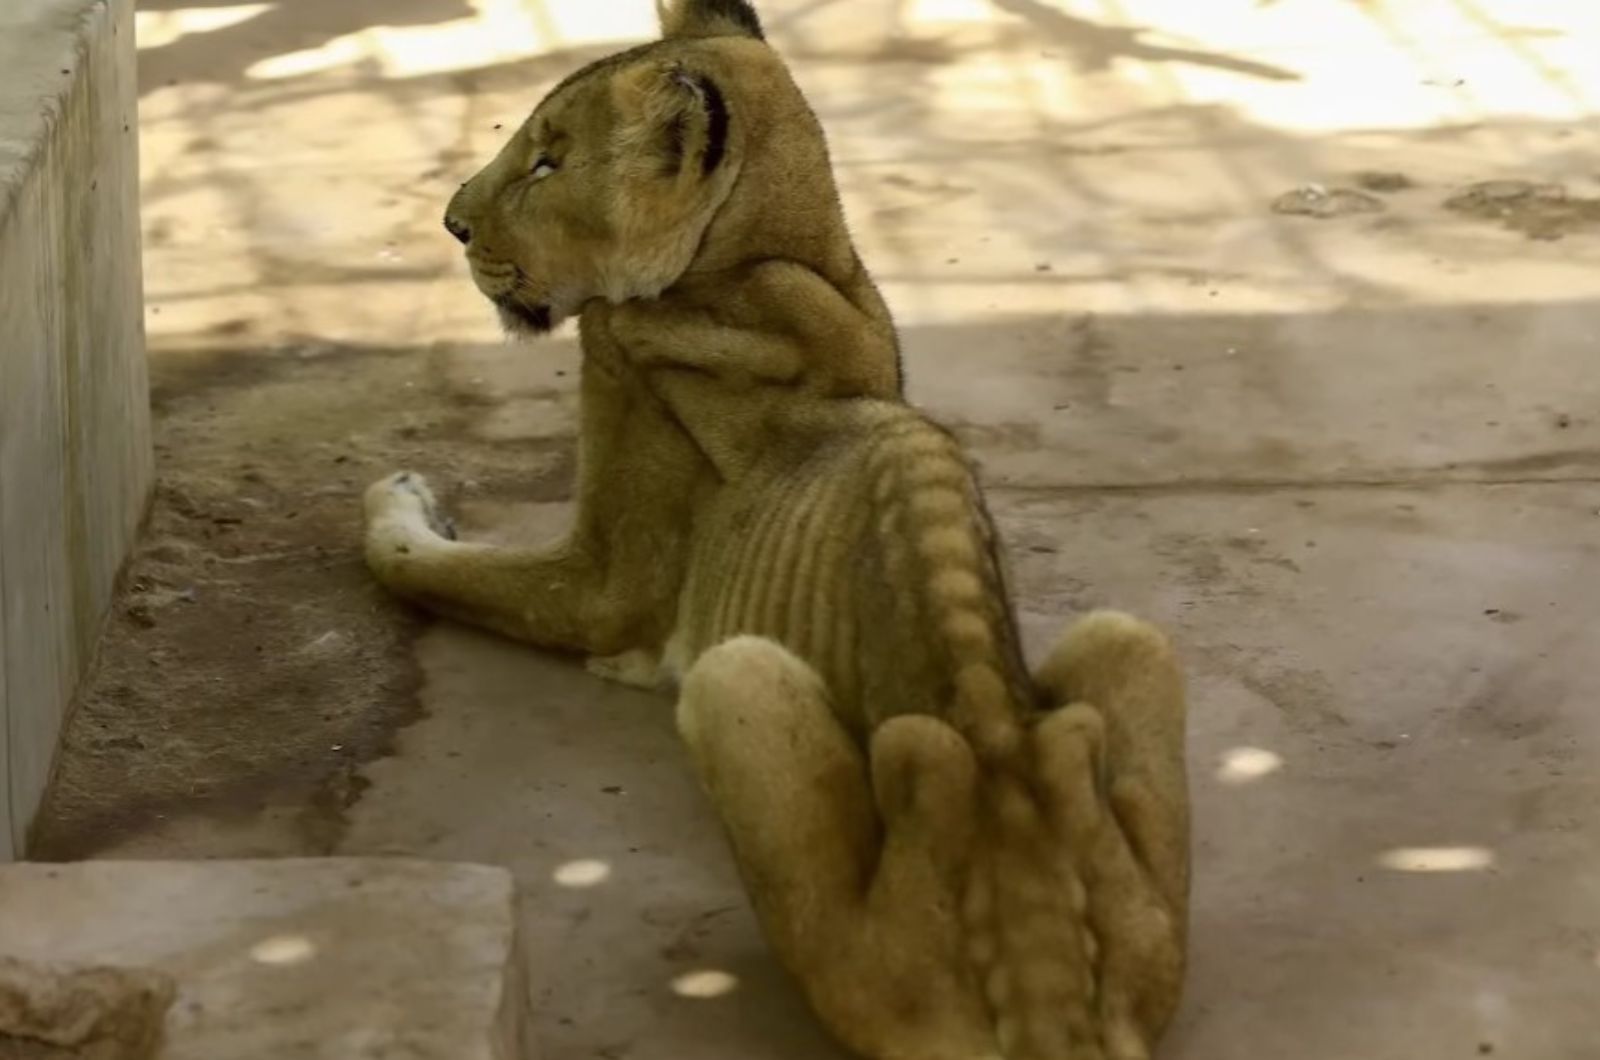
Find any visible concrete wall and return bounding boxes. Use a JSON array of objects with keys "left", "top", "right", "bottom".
[{"left": 0, "top": 0, "right": 150, "bottom": 859}]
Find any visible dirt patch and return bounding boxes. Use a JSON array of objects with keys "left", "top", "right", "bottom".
[
  {"left": 1444, "top": 180, "right": 1600, "bottom": 240},
  {"left": 1351, "top": 170, "right": 1415, "bottom": 193},
  {"left": 30, "top": 337, "right": 574, "bottom": 860}
]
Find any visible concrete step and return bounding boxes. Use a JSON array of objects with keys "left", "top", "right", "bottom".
[{"left": 0, "top": 859, "right": 531, "bottom": 1059}]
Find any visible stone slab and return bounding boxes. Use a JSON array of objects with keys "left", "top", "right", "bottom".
[
  {"left": 0, "top": 0, "right": 152, "bottom": 858},
  {"left": 0, "top": 859, "right": 531, "bottom": 1060}
]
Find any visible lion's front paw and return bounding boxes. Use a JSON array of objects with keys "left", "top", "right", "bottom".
[{"left": 364, "top": 472, "right": 458, "bottom": 542}]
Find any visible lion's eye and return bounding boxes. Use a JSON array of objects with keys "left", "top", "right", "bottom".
[{"left": 530, "top": 156, "right": 558, "bottom": 180}]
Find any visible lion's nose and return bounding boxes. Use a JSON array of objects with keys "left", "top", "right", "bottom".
[{"left": 444, "top": 214, "right": 471, "bottom": 246}]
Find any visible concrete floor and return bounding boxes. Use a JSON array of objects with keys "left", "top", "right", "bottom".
[{"left": 34, "top": 0, "right": 1600, "bottom": 1057}]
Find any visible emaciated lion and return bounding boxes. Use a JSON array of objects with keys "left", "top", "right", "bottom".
[{"left": 363, "top": 2, "right": 1191, "bottom": 1056}]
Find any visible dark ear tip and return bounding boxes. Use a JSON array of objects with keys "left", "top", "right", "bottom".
[
  {"left": 720, "top": 0, "right": 765, "bottom": 39},
  {"left": 663, "top": 0, "right": 765, "bottom": 41}
]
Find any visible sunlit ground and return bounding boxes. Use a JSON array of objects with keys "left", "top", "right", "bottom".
[
  {"left": 671, "top": 969, "right": 741, "bottom": 999},
  {"left": 551, "top": 858, "right": 612, "bottom": 888},
  {"left": 1216, "top": 745, "right": 1285, "bottom": 784},
  {"left": 1379, "top": 845, "right": 1497, "bottom": 873},
  {"left": 249, "top": 933, "right": 318, "bottom": 965},
  {"left": 133, "top": 0, "right": 1600, "bottom": 346},
  {"left": 136, "top": 0, "right": 658, "bottom": 76}
]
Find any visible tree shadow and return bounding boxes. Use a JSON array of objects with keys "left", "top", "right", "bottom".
[
  {"left": 987, "top": 0, "right": 1300, "bottom": 81},
  {"left": 135, "top": 0, "right": 476, "bottom": 94},
  {"left": 133, "top": 0, "right": 1304, "bottom": 96}
]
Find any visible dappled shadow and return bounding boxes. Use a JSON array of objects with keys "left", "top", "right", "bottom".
[
  {"left": 37, "top": 282, "right": 1600, "bottom": 857},
  {"left": 37, "top": 304, "right": 1600, "bottom": 1058}
]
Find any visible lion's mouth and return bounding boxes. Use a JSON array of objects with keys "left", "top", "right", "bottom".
[{"left": 494, "top": 296, "right": 553, "bottom": 335}]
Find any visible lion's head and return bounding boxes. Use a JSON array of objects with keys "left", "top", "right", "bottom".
[{"left": 444, "top": 0, "right": 855, "bottom": 336}]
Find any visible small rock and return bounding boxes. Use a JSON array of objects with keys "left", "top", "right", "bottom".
[
  {"left": 0, "top": 957, "right": 176, "bottom": 1060},
  {"left": 1446, "top": 180, "right": 1567, "bottom": 209},
  {"left": 1272, "top": 185, "right": 1386, "bottom": 218}
]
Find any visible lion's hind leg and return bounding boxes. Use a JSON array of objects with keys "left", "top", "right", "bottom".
[
  {"left": 676, "top": 636, "right": 990, "bottom": 1060},
  {"left": 1034, "top": 611, "right": 1188, "bottom": 902},
  {"left": 1033, "top": 612, "right": 1189, "bottom": 1056},
  {"left": 676, "top": 637, "right": 877, "bottom": 953}
]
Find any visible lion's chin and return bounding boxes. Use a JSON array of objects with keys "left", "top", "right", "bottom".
[{"left": 494, "top": 297, "right": 554, "bottom": 336}]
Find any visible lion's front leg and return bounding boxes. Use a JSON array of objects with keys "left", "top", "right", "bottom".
[
  {"left": 364, "top": 340, "right": 704, "bottom": 659},
  {"left": 363, "top": 471, "right": 644, "bottom": 655}
]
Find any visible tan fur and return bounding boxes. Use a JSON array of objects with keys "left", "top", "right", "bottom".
[{"left": 365, "top": 3, "right": 1190, "bottom": 1057}]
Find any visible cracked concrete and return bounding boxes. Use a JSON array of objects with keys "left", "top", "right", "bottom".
[{"left": 30, "top": 0, "right": 1600, "bottom": 1057}]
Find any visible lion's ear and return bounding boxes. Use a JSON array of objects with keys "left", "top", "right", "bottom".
[
  {"left": 612, "top": 62, "right": 733, "bottom": 179},
  {"left": 657, "top": 0, "right": 764, "bottom": 41}
]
